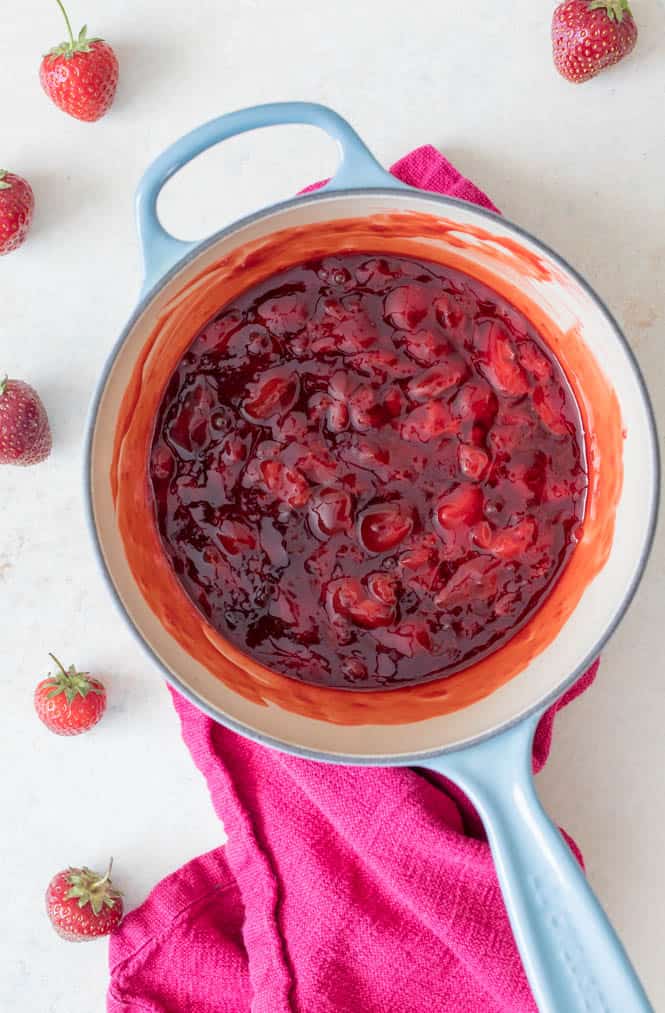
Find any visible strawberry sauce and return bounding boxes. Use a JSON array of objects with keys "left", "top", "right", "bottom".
[{"left": 149, "top": 254, "right": 587, "bottom": 690}]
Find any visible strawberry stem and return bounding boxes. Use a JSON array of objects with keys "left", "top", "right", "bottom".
[
  {"left": 48, "top": 652, "right": 69, "bottom": 679},
  {"left": 54, "top": 0, "right": 75, "bottom": 48},
  {"left": 92, "top": 857, "right": 114, "bottom": 890},
  {"left": 0, "top": 376, "right": 7, "bottom": 397}
]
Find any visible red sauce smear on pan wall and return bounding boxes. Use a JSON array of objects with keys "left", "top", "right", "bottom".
[{"left": 110, "top": 213, "right": 623, "bottom": 726}]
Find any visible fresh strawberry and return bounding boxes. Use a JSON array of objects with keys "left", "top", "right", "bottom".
[
  {"left": 0, "top": 172, "right": 34, "bottom": 255},
  {"left": 34, "top": 654, "right": 106, "bottom": 735},
  {"left": 552, "top": 0, "right": 637, "bottom": 83},
  {"left": 46, "top": 859, "right": 123, "bottom": 941},
  {"left": 40, "top": 1, "right": 119, "bottom": 122},
  {"left": 0, "top": 376, "right": 52, "bottom": 466}
]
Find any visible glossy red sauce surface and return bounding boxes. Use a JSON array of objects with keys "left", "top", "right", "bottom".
[{"left": 149, "top": 254, "right": 587, "bottom": 690}]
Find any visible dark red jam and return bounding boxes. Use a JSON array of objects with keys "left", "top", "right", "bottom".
[{"left": 149, "top": 254, "right": 587, "bottom": 690}]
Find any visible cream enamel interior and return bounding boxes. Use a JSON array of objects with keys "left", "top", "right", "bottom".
[{"left": 89, "top": 190, "right": 657, "bottom": 760}]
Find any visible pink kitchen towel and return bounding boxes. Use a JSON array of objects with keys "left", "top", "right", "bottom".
[{"left": 107, "top": 148, "right": 597, "bottom": 1013}]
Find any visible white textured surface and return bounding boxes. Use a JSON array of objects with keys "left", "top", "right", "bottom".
[{"left": 1, "top": 1, "right": 664, "bottom": 1010}]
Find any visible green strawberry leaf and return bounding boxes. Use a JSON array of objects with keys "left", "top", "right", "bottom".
[
  {"left": 588, "top": 0, "right": 632, "bottom": 22},
  {"left": 44, "top": 655, "right": 104, "bottom": 703},
  {"left": 63, "top": 861, "right": 123, "bottom": 918}
]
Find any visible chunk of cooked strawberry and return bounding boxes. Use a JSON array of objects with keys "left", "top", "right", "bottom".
[
  {"left": 517, "top": 340, "right": 552, "bottom": 382},
  {"left": 198, "top": 310, "right": 244, "bottom": 352},
  {"left": 384, "top": 284, "right": 429, "bottom": 330},
  {"left": 218, "top": 519, "right": 258, "bottom": 555},
  {"left": 151, "top": 443, "right": 174, "bottom": 481},
  {"left": 268, "top": 589, "right": 303, "bottom": 626},
  {"left": 274, "top": 411, "right": 309, "bottom": 443},
  {"left": 359, "top": 503, "right": 413, "bottom": 553},
  {"left": 367, "top": 571, "right": 399, "bottom": 605},
  {"left": 471, "top": 520, "right": 493, "bottom": 549},
  {"left": 434, "top": 289, "right": 476, "bottom": 332},
  {"left": 330, "top": 307, "right": 377, "bottom": 353},
  {"left": 487, "top": 404, "right": 538, "bottom": 454},
  {"left": 341, "top": 657, "right": 369, "bottom": 682},
  {"left": 486, "top": 517, "right": 536, "bottom": 559},
  {"left": 308, "top": 487, "right": 354, "bottom": 538},
  {"left": 407, "top": 359, "right": 467, "bottom": 401},
  {"left": 327, "top": 577, "right": 394, "bottom": 629},
  {"left": 493, "top": 591, "right": 523, "bottom": 617},
  {"left": 436, "top": 484, "right": 484, "bottom": 529},
  {"left": 260, "top": 460, "right": 310, "bottom": 508},
  {"left": 349, "top": 350, "right": 418, "bottom": 380},
  {"left": 300, "top": 449, "right": 340, "bottom": 484},
  {"left": 328, "top": 370, "right": 358, "bottom": 403},
  {"left": 319, "top": 297, "right": 347, "bottom": 322},
  {"left": 436, "top": 556, "right": 499, "bottom": 609},
  {"left": 384, "top": 385, "right": 406, "bottom": 419},
  {"left": 327, "top": 400, "right": 349, "bottom": 433},
  {"left": 339, "top": 437, "right": 391, "bottom": 479},
  {"left": 478, "top": 323, "right": 529, "bottom": 397},
  {"left": 398, "top": 532, "right": 440, "bottom": 572},
  {"left": 348, "top": 385, "right": 384, "bottom": 431},
  {"left": 243, "top": 370, "right": 300, "bottom": 422},
  {"left": 371, "top": 620, "right": 433, "bottom": 656},
  {"left": 402, "top": 329, "right": 452, "bottom": 366},
  {"left": 399, "top": 401, "right": 455, "bottom": 442},
  {"left": 223, "top": 323, "right": 277, "bottom": 362},
  {"left": 451, "top": 380, "right": 498, "bottom": 429},
  {"left": 168, "top": 384, "right": 216, "bottom": 453},
  {"left": 396, "top": 533, "right": 442, "bottom": 594},
  {"left": 257, "top": 293, "right": 308, "bottom": 335},
  {"left": 307, "top": 392, "right": 333, "bottom": 424},
  {"left": 255, "top": 440, "right": 282, "bottom": 460},
  {"left": 220, "top": 435, "right": 248, "bottom": 464},
  {"left": 458, "top": 443, "right": 489, "bottom": 480},
  {"left": 355, "top": 257, "right": 399, "bottom": 291},
  {"left": 532, "top": 382, "right": 571, "bottom": 435}
]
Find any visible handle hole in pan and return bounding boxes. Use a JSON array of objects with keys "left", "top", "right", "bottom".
[{"left": 156, "top": 123, "right": 339, "bottom": 243}]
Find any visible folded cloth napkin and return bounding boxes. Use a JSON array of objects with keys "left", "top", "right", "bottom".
[{"left": 108, "top": 148, "right": 599, "bottom": 1013}]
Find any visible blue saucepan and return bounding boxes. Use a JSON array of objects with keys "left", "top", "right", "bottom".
[{"left": 85, "top": 103, "right": 659, "bottom": 1011}]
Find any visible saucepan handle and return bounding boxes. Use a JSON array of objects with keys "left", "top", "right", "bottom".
[
  {"left": 135, "top": 101, "right": 397, "bottom": 287},
  {"left": 422, "top": 713, "right": 653, "bottom": 1013}
]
